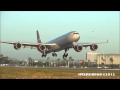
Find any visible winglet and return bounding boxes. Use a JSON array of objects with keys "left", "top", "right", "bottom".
[{"left": 36, "top": 30, "right": 42, "bottom": 43}]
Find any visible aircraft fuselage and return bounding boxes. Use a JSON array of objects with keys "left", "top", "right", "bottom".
[{"left": 45, "top": 31, "right": 80, "bottom": 53}]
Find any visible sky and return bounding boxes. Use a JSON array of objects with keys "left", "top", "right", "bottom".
[{"left": 0, "top": 11, "right": 119, "bottom": 60}]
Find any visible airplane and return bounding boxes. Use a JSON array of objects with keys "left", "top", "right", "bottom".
[{"left": 0, "top": 30, "right": 108, "bottom": 58}]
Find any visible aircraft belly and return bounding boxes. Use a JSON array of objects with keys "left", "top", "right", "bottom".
[{"left": 46, "top": 45, "right": 62, "bottom": 53}]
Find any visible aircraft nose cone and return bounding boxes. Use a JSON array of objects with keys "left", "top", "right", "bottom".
[
  {"left": 76, "top": 34, "right": 80, "bottom": 40},
  {"left": 73, "top": 34, "right": 80, "bottom": 42}
]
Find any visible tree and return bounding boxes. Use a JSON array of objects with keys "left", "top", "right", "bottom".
[
  {"left": 47, "top": 57, "right": 50, "bottom": 61},
  {"left": 71, "top": 59, "right": 74, "bottom": 67},
  {"left": 88, "top": 60, "right": 91, "bottom": 67},
  {"left": 68, "top": 56, "right": 75, "bottom": 67},
  {"left": 69, "top": 56, "right": 72, "bottom": 67},
  {"left": 69, "top": 56, "right": 72, "bottom": 61},
  {"left": 47, "top": 57, "right": 50, "bottom": 67},
  {"left": 110, "top": 57, "right": 113, "bottom": 68},
  {"left": 63, "top": 57, "right": 67, "bottom": 67},
  {"left": 0, "top": 54, "right": 3, "bottom": 58},
  {"left": 28, "top": 57, "right": 32, "bottom": 66},
  {"left": 110, "top": 57, "right": 113, "bottom": 64},
  {"left": 101, "top": 57, "right": 106, "bottom": 67},
  {"left": 57, "top": 58, "right": 60, "bottom": 66},
  {"left": 6, "top": 56, "right": 9, "bottom": 60},
  {"left": 95, "top": 60, "right": 97, "bottom": 63}
]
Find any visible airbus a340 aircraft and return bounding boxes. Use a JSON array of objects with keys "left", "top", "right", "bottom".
[{"left": 0, "top": 31, "right": 108, "bottom": 58}]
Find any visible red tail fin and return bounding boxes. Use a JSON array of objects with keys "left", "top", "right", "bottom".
[{"left": 36, "top": 30, "right": 42, "bottom": 43}]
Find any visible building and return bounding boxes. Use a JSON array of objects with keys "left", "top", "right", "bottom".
[
  {"left": 86, "top": 52, "right": 99, "bottom": 62},
  {"left": 97, "top": 54, "right": 120, "bottom": 65}
]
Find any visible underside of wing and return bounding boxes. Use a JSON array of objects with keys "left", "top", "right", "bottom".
[
  {"left": 77, "top": 40, "right": 109, "bottom": 47},
  {"left": 72, "top": 40, "right": 109, "bottom": 52},
  {"left": 0, "top": 41, "right": 57, "bottom": 49}
]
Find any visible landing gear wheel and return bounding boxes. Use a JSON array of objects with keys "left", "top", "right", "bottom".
[
  {"left": 65, "top": 53, "right": 68, "bottom": 56},
  {"left": 42, "top": 53, "right": 47, "bottom": 57},
  {"left": 63, "top": 48, "right": 69, "bottom": 59},
  {"left": 55, "top": 53, "right": 57, "bottom": 57},
  {"left": 42, "top": 55, "right": 46, "bottom": 57},
  {"left": 63, "top": 53, "right": 68, "bottom": 59},
  {"left": 52, "top": 52, "right": 57, "bottom": 57},
  {"left": 52, "top": 53, "right": 54, "bottom": 56}
]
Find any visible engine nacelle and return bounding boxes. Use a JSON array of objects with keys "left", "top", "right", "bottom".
[
  {"left": 37, "top": 44, "right": 46, "bottom": 52},
  {"left": 90, "top": 44, "right": 98, "bottom": 51},
  {"left": 74, "top": 45, "right": 83, "bottom": 52},
  {"left": 14, "top": 43, "right": 21, "bottom": 50}
]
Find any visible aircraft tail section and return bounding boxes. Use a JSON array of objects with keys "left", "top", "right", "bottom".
[{"left": 36, "top": 30, "right": 42, "bottom": 43}]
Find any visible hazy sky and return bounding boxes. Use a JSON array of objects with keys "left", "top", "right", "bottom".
[{"left": 0, "top": 11, "right": 119, "bottom": 60}]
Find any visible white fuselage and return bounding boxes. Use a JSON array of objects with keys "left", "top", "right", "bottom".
[{"left": 45, "top": 31, "right": 80, "bottom": 53}]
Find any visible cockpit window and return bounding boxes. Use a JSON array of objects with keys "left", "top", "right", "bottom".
[{"left": 73, "top": 32, "right": 79, "bottom": 34}]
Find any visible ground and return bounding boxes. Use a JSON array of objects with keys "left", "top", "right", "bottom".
[{"left": 0, "top": 67, "right": 120, "bottom": 79}]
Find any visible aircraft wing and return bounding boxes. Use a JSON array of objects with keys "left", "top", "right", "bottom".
[
  {"left": 0, "top": 41, "right": 57, "bottom": 48},
  {"left": 77, "top": 40, "right": 109, "bottom": 47}
]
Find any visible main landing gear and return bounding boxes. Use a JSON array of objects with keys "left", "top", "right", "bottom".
[
  {"left": 63, "top": 48, "right": 69, "bottom": 59},
  {"left": 52, "top": 52, "right": 57, "bottom": 57},
  {"left": 42, "top": 51, "right": 47, "bottom": 57},
  {"left": 42, "top": 54, "right": 47, "bottom": 57},
  {"left": 41, "top": 48, "right": 69, "bottom": 58}
]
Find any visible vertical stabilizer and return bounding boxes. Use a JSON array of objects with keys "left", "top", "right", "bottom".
[{"left": 36, "top": 30, "right": 42, "bottom": 43}]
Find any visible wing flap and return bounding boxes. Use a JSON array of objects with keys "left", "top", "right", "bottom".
[{"left": 77, "top": 40, "right": 109, "bottom": 47}]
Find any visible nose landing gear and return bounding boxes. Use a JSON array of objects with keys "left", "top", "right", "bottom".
[
  {"left": 63, "top": 48, "right": 69, "bottom": 59},
  {"left": 52, "top": 52, "right": 57, "bottom": 57}
]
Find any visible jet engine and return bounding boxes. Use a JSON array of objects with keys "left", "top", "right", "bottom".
[
  {"left": 37, "top": 44, "right": 46, "bottom": 52},
  {"left": 74, "top": 45, "right": 83, "bottom": 52},
  {"left": 14, "top": 43, "right": 22, "bottom": 50},
  {"left": 90, "top": 44, "right": 98, "bottom": 51}
]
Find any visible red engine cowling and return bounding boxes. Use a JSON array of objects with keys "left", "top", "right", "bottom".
[
  {"left": 37, "top": 44, "right": 46, "bottom": 52},
  {"left": 74, "top": 45, "right": 83, "bottom": 52},
  {"left": 90, "top": 44, "right": 98, "bottom": 51},
  {"left": 14, "top": 43, "right": 21, "bottom": 50}
]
